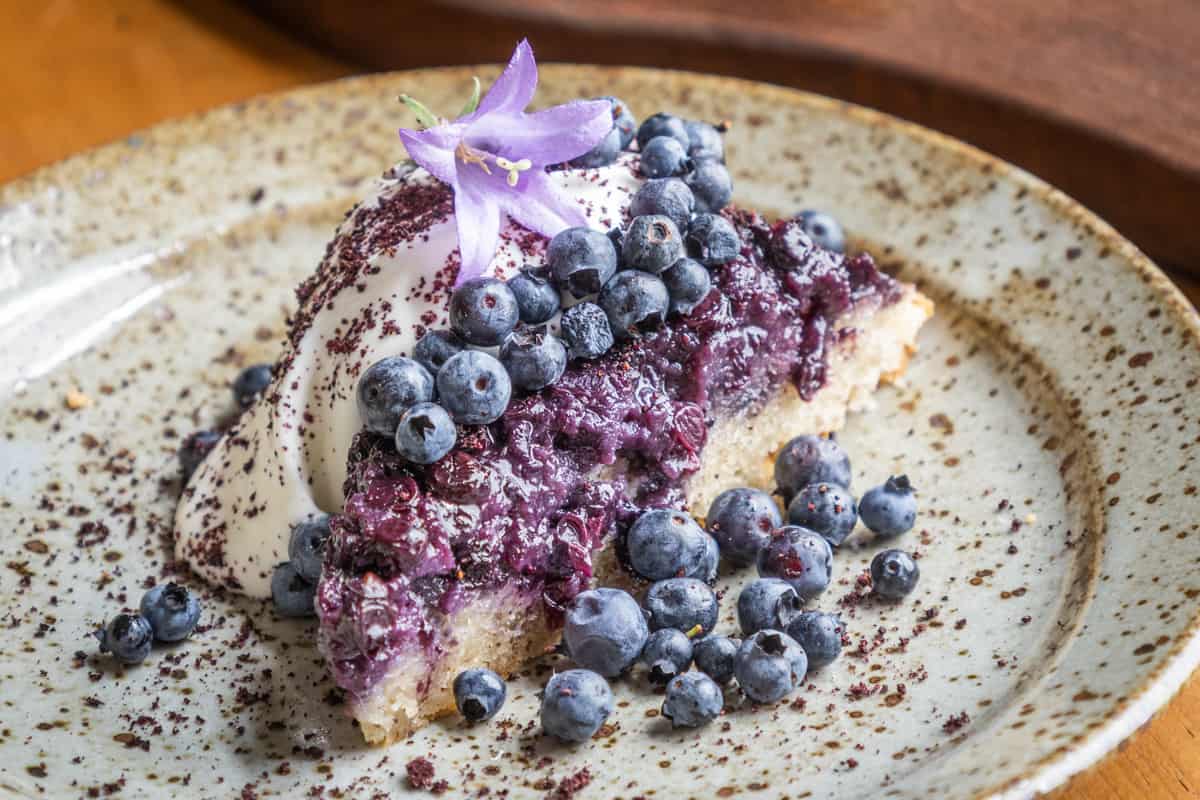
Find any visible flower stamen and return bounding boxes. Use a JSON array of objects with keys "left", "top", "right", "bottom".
[
  {"left": 495, "top": 156, "right": 532, "bottom": 187},
  {"left": 455, "top": 141, "right": 492, "bottom": 175}
]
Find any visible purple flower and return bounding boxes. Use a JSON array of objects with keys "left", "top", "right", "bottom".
[{"left": 398, "top": 40, "right": 613, "bottom": 283}]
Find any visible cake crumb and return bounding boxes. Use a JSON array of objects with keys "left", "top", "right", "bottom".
[{"left": 65, "top": 389, "right": 92, "bottom": 410}]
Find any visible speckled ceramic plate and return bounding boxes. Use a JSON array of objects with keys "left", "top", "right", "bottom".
[{"left": 2, "top": 65, "right": 1198, "bottom": 800}]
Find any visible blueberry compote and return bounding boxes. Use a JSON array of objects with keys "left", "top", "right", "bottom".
[{"left": 316, "top": 210, "right": 900, "bottom": 700}]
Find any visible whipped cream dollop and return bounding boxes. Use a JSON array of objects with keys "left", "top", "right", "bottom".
[{"left": 175, "top": 159, "right": 642, "bottom": 597}]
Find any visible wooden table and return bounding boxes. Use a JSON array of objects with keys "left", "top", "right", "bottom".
[{"left": 1, "top": 3, "right": 1196, "bottom": 797}]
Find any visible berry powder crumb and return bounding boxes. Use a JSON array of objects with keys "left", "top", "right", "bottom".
[{"left": 406, "top": 757, "right": 437, "bottom": 790}]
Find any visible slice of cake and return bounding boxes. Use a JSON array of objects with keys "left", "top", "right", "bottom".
[{"left": 174, "top": 41, "right": 930, "bottom": 744}]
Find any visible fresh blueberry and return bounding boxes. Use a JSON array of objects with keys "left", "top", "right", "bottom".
[
  {"left": 798, "top": 209, "right": 846, "bottom": 253},
  {"left": 139, "top": 583, "right": 202, "bottom": 642},
  {"left": 598, "top": 95, "right": 637, "bottom": 149},
  {"left": 232, "top": 363, "right": 272, "bottom": 409},
  {"left": 395, "top": 401, "right": 457, "bottom": 464},
  {"left": 507, "top": 270, "right": 561, "bottom": 324},
  {"left": 698, "top": 533, "right": 720, "bottom": 583},
  {"left": 685, "top": 160, "right": 733, "bottom": 213},
  {"left": 413, "top": 329, "right": 466, "bottom": 376},
  {"left": 636, "top": 112, "right": 690, "bottom": 151},
  {"left": 870, "top": 549, "right": 920, "bottom": 600},
  {"left": 685, "top": 213, "right": 740, "bottom": 266},
  {"left": 630, "top": 178, "right": 695, "bottom": 235},
  {"left": 859, "top": 475, "right": 917, "bottom": 538},
  {"left": 178, "top": 429, "right": 220, "bottom": 480},
  {"left": 499, "top": 325, "right": 567, "bottom": 391},
  {"left": 449, "top": 277, "right": 520, "bottom": 347},
  {"left": 288, "top": 515, "right": 331, "bottom": 582},
  {"left": 356, "top": 356, "right": 435, "bottom": 436},
  {"left": 540, "top": 669, "right": 613, "bottom": 742},
  {"left": 559, "top": 302, "right": 614, "bottom": 360},
  {"left": 662, "top": 671, "right": 724, "bottom": 727},
  {"left": 95, "top": 613, "right": 154, "bottom": 664},
  {"left": 623, "top": 215, "right": 684, "bottom": 274},
  {"left": 737, "top": 577, "right": 803, "bottom": 636},
  {"left": 644, "top": 578, "right": 719, "bottom": 636},
  {"left": 735, "top": 629, "right": 807, "bottom": 703},
  {"left": 453, "top": 668, "right": 507, "bottom": 722},
  {"left": 547, "top": 227, "right": 618, "bottom": 297},
  {"left": 774, "top": 434, "right": 852, "bottom": 500},
  {"left": 599, "top": 271, "right": 669, "bottom": 340},
  {"left": 570, "top": 124, "right": 623, "bottom": 169},
  {"left": 756, "top": 526, "right": 834, "bottom": 601},
  {"left": 626, "top": 509, "right": 709, "bottom": 581},
  {"left": 640, "top": 628, "right": 693, "bottom": 685},
  {"left": 706, "top": 487, "right": 781, "bottom": 567},
  {"left": 685, "top": 120, "right": 725, "bottom": 162},
  {"left": 563, "top": 588, "right": 649, "bottom": 677},
  {"left": 436, "top": 350, "right": 512, "bottom": 425},
  {"left": 271, "top": 562, "right": 315, "bottom": 618},
  {"left": 787, "top": 482, "right": 858, "bottom": 547},
  {"left": 786, "top": 610, "right": 844, "bottom": 670},
  {"left": 640, "top": 135, "right": 691, "bottom": 179},
  {"left": 662, "top": 258, "right": 712, "bottom": 316},
  {"left": 693, "top": 634, "right": 740, "bottom": 685}
]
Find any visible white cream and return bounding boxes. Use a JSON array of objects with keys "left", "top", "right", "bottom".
[{"left": 174, "top": 160, "right": 641, "bottom": 597}]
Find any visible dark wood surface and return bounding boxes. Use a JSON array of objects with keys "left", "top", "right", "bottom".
[{"left": 245, "top": 0, "right": 1200, "bottom": 275}]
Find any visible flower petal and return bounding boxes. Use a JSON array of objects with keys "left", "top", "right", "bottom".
[
  {"left": 499, "top": 170, "right": 588, "bottom": 238},
  {"left": 471, "top": 39, "right": 538, "bottom": 119},
  {"left": 398, "top": 125, "right": 463, "bottom": 185},
  {"left": 453, "top": 174, "right": 503, "bottom": 283},
  {"left": 465, "top": 99, "right": 613, "bottom": 166}
]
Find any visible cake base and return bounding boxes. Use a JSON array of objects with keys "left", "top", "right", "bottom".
[{"left": 351, "top": 288, "right": 932, "bottom": 744}]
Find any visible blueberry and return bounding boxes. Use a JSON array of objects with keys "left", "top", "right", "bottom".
[
  {"left": 559, "top": 302, "right": 614, "bottom": 360},
  {"left": 737, "top": 577, "right": 803, "bottom": 636},
  {"left": 499, "top": 325, "right": 567, "bottom": 391},
  {"left": 706, "top": 487, "right": 781, "bottom": 567},
  {"left": 395, "top": 401, "right": 457, "bottom": 464},
  {"left": 685, "top": 120, "right": 724, "bottom": 162},
  {"left": 547, "top": 227, "right": 618, "bottom": 297},
  {"left": 436, "top": 350, "right": 512, "bottom": 425},
  {"left": 540, "top": 669, "right": 613, "bottom": 742},
  {"left": 599, "top": 271, "right": 669, "bottom": 340},
  {"left": 453, "top": 668, "right": 507, "bottom": 722},
  {"left": 786, "top": 610, "right": 843, "bottom": 670},
  {"left": 685, "top": 160, "right": 733, "bottom": 213},
  {"left": 768, "top": 219, "right": 820, "bottom": 272},
  {"left": 413, "top": 329, "right": 466, "bottom": 376},
  {"left": 698, "top": 533, "right": 720, "bottom": 583},
  {"left": 95, "top": 613, "right": 154, "bottom": 664},
  {"left": 870, "top": 549, "right": 920, "bottom": 600},
  {"left": 626, "top": 509, "right": 709, "bottom": 581},
  {"left": 623, "top": 215, "right": 684, "bottom": 274},
  {"left": 756, "top": 526, "right": 833, "bottom": 601},
  {"left": 640, "top": 135, "right": 691, "bottom": 179},
  {"left": 685, "top": 213, "right": 740, "bottom": 266},
  {"left": 598, "top": 95, "right": 637, "bottom": 149},
  {"left": 570, "top": 124, "right": 622, "bottom": 169},
  {"left": 640, "top": 628, "right": 693, "bottom": 685},
  {"left": 693, "top": 634, "right": 740, "bottom": 685},
  {"left": 564, "top": 588, "right": 649, "bottom": 677},
  {"left": 449, "top": 277, "right": 520, "bottom": 346},
  {"left": 271, "top": 562, "right": 315, "bottom": 618},
  {"left": 735, "top": 629, "right": 807, "bottom": 703},
  {"left": 288, "top": 515, "right": 331, "bottom": 582},
  {"left": 662, "top": 671, "right": 724, "bottom": 727},
  {"left": 798, "top": 209, "right": 846, "bottom": 253},
  {"left": 662, "top": 258, "right": 711, "bottom": 316},
  {"left": 787, "top": 483, "right": 858, "bottom": 547},
  {"left": 644, "top": 578, "right": 719, "bottom": 636},
  {"left": 139, "top": 584, "right": 200, "bottom": 643},
  {"left": 630, "top": 178, "right": 695, "bottom": 235},
  {"left": 859, "top": 475, "right": 917, "bottom": 538},
  {"left": 179, "top": 429, "right": 220, "bottom": 480},
  {"left": 232, "top": 363, "right": 272, "bottom": 409},
  {"left": 774, "top": 434, "right": 852, "bottom": 500},
  {"left": 636, "top": 112, "right": 690, "bottom": 151},
  {"left": 507, "top": 270, "right": 561, "bottom": 324},
  {"left": 356, "top": 356, "right": 435, "bottom": 436}
]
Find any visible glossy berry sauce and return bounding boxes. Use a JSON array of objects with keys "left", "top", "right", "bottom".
[{"left": 316, "top": 210, "right": 899, "bottom": 700}]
